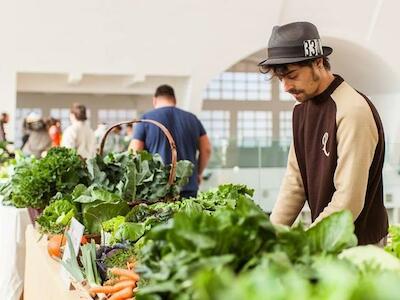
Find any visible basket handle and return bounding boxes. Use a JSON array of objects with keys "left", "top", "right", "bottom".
[{"left": 99, "top": 119, "right": 177, "bottom": 185}]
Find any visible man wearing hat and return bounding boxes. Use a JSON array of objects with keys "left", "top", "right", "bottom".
[{"left": 260, "top": 21, "right": 387, "bottom": 245}]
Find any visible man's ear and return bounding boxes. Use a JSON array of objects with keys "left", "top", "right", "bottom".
[{"left": 315, "top": 58, "right": 324, "bottom": 68}]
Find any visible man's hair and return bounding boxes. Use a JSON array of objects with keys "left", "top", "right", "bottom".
[
  {"left": 1, "top": 112, "right": 8, "bottom": 119},
  {"left": 70, "top": 103, "right": 87, "bottom": 121},
  {"left": 154, "top": 84, "right": 176, "bottom": 100},
  {"left": 260, "top": 57, "right": 331, "bottom": 77}
]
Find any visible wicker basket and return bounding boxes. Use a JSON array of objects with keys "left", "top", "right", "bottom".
[{"left": 99, "top": 119, "right": 179, "bottom": 206}]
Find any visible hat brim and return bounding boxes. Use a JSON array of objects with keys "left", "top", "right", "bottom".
[{"left": 258, "top": 46, "right": 333, "bottom": 66}]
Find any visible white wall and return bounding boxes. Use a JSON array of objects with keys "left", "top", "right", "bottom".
[
  {"left": 373, "top": 93, "right": 400, "bottom": 141},
  {"left": 17, "top": 92, "right": 151, "bottom": 126},
  {"left": 372, "top": 92, "right": 400, "bottom": 166},
  {"left": 1, "top": 0, "right": 400, "bottom": 141},
  {"left": 0, "top": 69, "right": 16, "bottom": 140}
]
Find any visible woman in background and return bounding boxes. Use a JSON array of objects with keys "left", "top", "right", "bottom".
[
  {"left": 61, "top": 103, "right": 96, "bottom": 159},
  {"left": 48, "top": 118, "right": 62, "bottom": 147}
]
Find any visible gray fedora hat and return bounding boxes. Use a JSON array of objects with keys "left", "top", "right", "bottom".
[{"left": 259, "top": 21, "right": 333, "bottom": 66}]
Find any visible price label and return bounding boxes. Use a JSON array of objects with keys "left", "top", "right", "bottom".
[{"left": 60, "top": 217, "right": 84, "bottom": 290}]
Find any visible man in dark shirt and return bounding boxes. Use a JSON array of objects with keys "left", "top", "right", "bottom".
[{"left": 130, "top": 84, "right": 212, "bottom": 198}]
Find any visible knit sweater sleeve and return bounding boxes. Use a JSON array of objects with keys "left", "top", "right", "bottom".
[{"left": 270, "top": 142, "right": 306, "bottom": 226}]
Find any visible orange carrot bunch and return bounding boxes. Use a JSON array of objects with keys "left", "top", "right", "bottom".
[{"left": 89, "top": 268, "right": 140, "bottom": 300}]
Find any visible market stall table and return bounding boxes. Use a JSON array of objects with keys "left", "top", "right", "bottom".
[{"left": 24, "top": 225, "right": 86, "bottom": 300}]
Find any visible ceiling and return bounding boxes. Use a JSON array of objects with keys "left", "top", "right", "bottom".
[{"left": 0, "top": 0, "right": 398, "bottom": 99}]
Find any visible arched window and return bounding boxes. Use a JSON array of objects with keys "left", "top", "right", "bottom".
[{"left": 201, "top": 49, "right": 294, "bottom": 156}]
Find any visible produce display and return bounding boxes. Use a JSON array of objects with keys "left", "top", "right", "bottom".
[
  {"left": 2, "top": 147, "right": 400, "bottom": 300},
  {"left": 0, "top": 141, "right": 13, "bottom": 164},
  {"left": 1, "top": 148, "right": 193, "bottom": 235},
  {"left": 0, "top": 141, "right": 15, "bottom": 179},
  {"left": 1, "top": 147, "right": 89, "bottom": 209}
]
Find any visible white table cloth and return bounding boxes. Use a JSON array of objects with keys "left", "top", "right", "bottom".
[{"left": 0, "top": 203, "right": 31, "bottom": 300}]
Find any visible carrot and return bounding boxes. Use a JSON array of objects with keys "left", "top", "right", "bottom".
[
  {"left": 47, "top": 235, "right": 66, "bottom": 258},
  {"left": 127, "top": 261, "right": 136, "bottom": 270},
  {"left": 112, "top": 280, "right": 136, "bottom": 290},
  {"left": 108, "top": 287, "right": 133, "bottom": 300},
  {"left": 90, "top": 285, "right": 115, "bottom": 294},
  {"left": 110, "top": 268, "right": 140, "bottom": 282},
  {"left": 118, "top": 275, "right": 132, "bottom": 281},
  {"left": 104, "top": 276, "right": 133, "bottom": 286},
  {"left": 89, "top": 281, "right": 135, "bottom": 294}
]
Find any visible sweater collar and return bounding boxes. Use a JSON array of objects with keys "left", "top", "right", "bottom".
[{"left": 312, "top": 74, "right": 344, "bottom": 102}]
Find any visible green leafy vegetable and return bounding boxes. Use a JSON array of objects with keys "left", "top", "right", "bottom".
[
  {"left": 306, "top": 211, "right": 357, "bottom": 254},
  {"left": 87, "top": 151, "right": 193, "bottom": 203},
  {"left": 104, "top": 246, "right": 137, "bottom": 269},
  {"left": 192, "top": 253, "right": 400, "bottom": 300},
  {"left": 135, "top": 194, "right": 359, "bottom": 300},
  {"left": 82, "top": 200, "right": 130, "bottom": 234},
  {"left": 340, "top": 245, "right": 400, "bottom": 272},
  {"left": 0, "top": 141, "right": 13, "bottom": 165},
  {"left": 103, "top": 216, "right": 126, "bottom": 233},
  {"left": 385, "top": 225, "right": 400, "bottom": 258},
  {"left": 9, "top": 147, "right": 89, "bottom": 209},
  {"left": 36, "top": 199, "right": 78, "bottom": 234},
  {"left": 103, "top": 216, "right": 147, "bottom": 245},
  {"left": 136, "top": 194, "right": 276, "bottom": 299}
]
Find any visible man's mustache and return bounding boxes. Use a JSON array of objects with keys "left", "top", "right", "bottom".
[{"left": 288, "top": 89, "right": 304, "bottom": 95}]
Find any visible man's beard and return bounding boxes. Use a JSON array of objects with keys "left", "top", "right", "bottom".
[{"left": 289, "top": 69, "right": 320, "bottom": 101}]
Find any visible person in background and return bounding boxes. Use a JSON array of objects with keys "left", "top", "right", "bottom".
[
  {"left": 47, "top": 118, "right": 62, "bottom": 147},
  {"left": 126, "top": 123, "right": 133, "bottom": 137},
  {"left": 22, "top": 113, "right": 52, "bottom": 158},
  {"left": 259, "top": 21, "right": 387, "bottom": 245},
  {"left": 61, "top": 103, "right": 96, "bottom": 159},
  {"left": 94, "top": 122, "right": 108, "bottom": 149},
  {"left": 0, "top": 112, "right": 9, "bottom": 142},
  {"left": 104, "top": 125, "right": 125, "bottom": 153},
  {"left": 21, "top": 118, "right": 30, "bottom": 149},
  {"left": 129, "top": 84, "right": 212, "bottom": 198},
  {"left": 123, "top": 123, "right": 133, "bottom": 150}
]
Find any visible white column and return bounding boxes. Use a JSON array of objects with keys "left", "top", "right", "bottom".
[
  {"left": 182, "top": 76, "right": 204, "bottom": 114},
  {"left": 0, "top": 69, "right": 17, "bottom": 142}
]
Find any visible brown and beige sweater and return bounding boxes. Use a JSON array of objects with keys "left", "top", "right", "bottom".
[{"left": 270, "top": 75, "right": 388, "bottom": 245}]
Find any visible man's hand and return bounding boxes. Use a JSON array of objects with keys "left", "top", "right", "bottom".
[
  {"left": 197, "top": 174, "right": 203, "bottom": 185},
  {"left": 197, "top": 134, "right": 212, "bottom": 178}
]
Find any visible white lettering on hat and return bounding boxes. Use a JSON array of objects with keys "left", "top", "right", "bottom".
[{"left": 303, "top": 39, "right": 323, "bottom": 57}]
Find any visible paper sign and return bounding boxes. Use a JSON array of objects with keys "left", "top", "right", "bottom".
[{"left": 60, "top": 217, "right": 85, "bottom": 289}]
